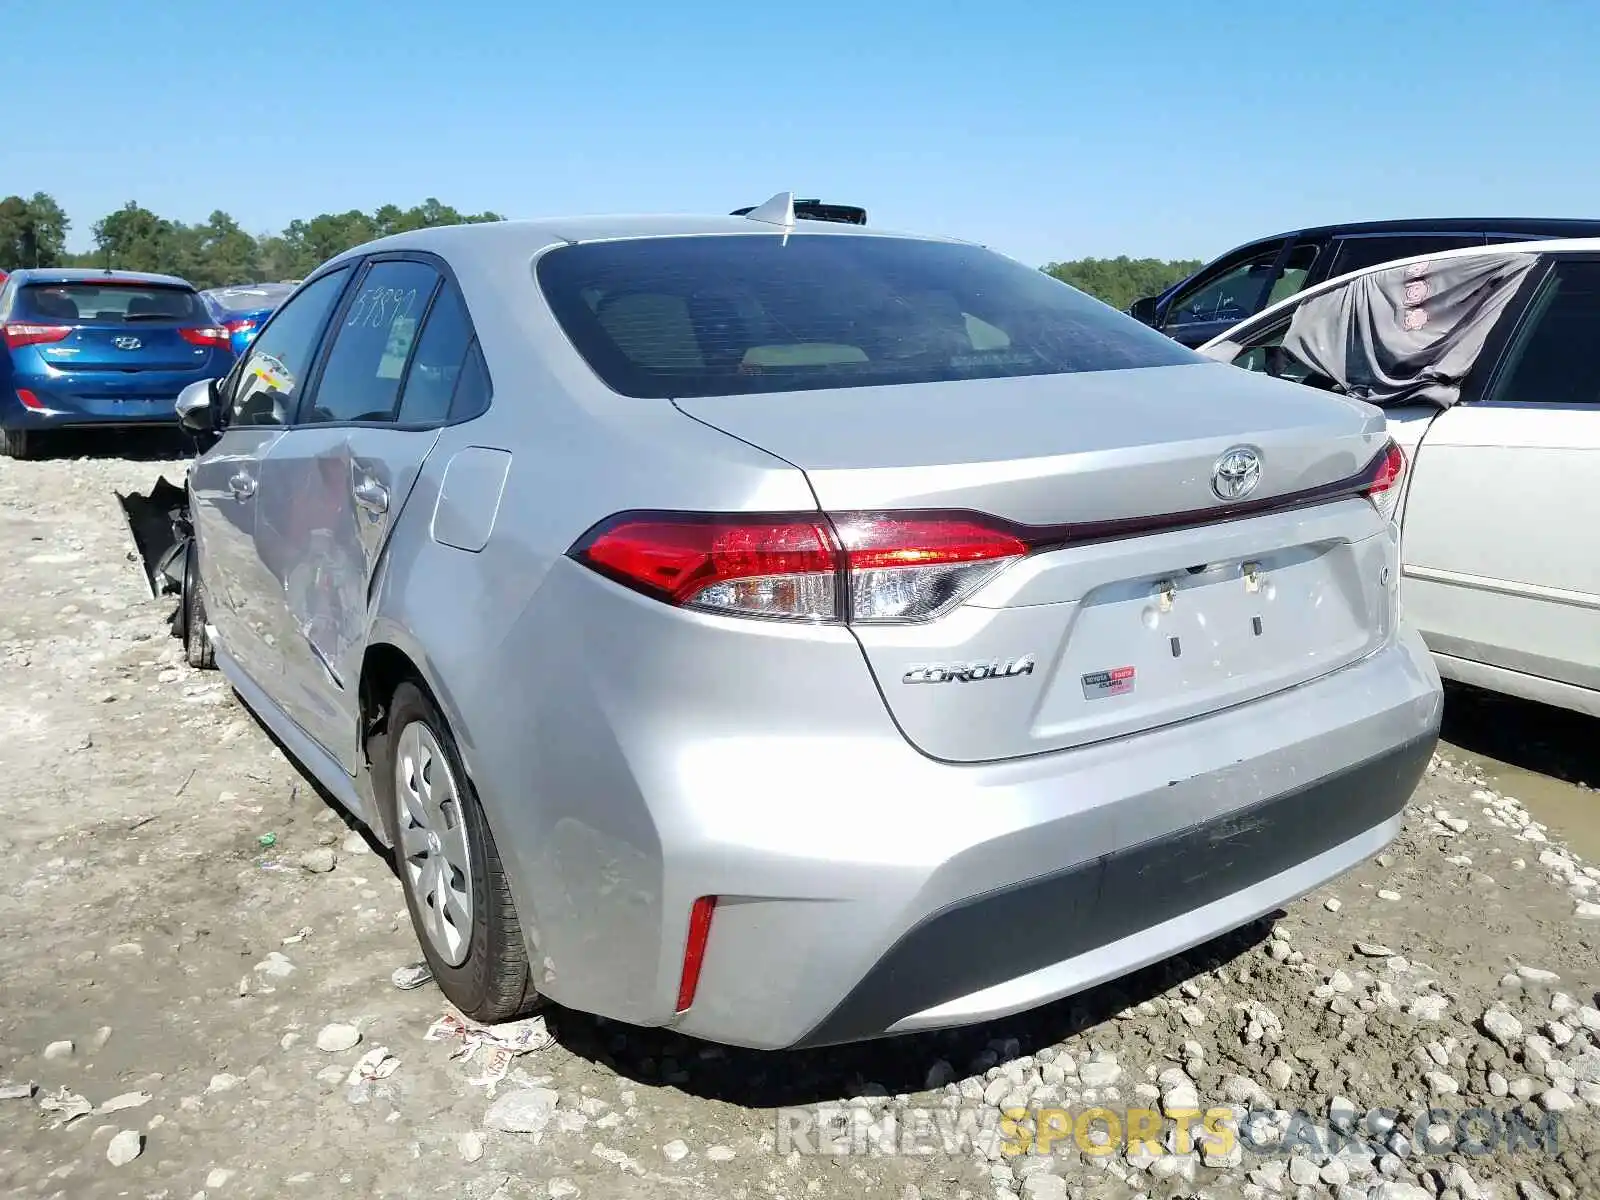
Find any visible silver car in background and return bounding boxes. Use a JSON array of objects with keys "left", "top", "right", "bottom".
[{"left": 175, "top": 194, "right": 1443, "bottom": 1049}]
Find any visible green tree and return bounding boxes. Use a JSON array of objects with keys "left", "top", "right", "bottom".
[
  {"left": 92, "top": 201, "right": 176, "bottom": 272},
  {"left": 1042, "top": 255, "right": 1203, "bottom": 312},
  {"left": 0, "top": 192, "right": 71, "bottom": 269}
]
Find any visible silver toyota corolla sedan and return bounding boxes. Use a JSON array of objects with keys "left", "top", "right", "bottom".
[{"left": 173, "top": 194, "right": 1443, "bottom": 1049}]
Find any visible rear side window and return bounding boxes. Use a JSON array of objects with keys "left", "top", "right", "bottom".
[
  {"left": 1327, "top": 235, "right": 1484, "bottom": 279},
  {"left": 1486, "top": 259, "right": 1600, "bottom": 406},
  {"left": 305, "top": 260, "right": 441, "bottom": 424},
  {"left": 537, "top": 234, "right": 1200, "bottom": 399},
  {"left": 397, "top": 282, "right": 473, "bottom": 425},
  {"left": 18, "top": 282, "right": 208, "bottom": 324}
]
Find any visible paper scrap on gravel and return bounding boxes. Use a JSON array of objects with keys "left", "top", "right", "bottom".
[{"left": 424, "top": 1010, "right": 554, "bottom": 1092}]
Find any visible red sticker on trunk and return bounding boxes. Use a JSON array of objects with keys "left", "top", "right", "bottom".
[{"left": 1081, "top": 666, "right": 1136, "bottom": 700}]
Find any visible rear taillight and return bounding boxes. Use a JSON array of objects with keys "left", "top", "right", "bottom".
[
  {"left": 1, "top": 323, "right": 72, "bottom": 350},
  {"left": 1362, "top": 440, "right": 1407, "bottom": 523},
  {"left": 570, "top": 510, "right": 1025, "bottom": 624},
  {"left": 179, "top": 326, "right": 231, "bottom": 348}
]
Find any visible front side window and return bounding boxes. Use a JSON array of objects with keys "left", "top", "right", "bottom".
[
  {"left": 1486, "top": 259, "right": 1600, "bottom": 406},
  {"left": 305, "top": 261, "right": 441, "bottom": 424},
  {"left": 229, "top": 268, "right": 352, "bottom": 428},
  {"left": 1263, "top": 242, "right": 1321, "bottom": 309},
  {"left": 1161, "top": 243, "right": 1285, "bottom": 331},
  {"left": 537, "top": 234, "right": 1199, "bottom": 399}
]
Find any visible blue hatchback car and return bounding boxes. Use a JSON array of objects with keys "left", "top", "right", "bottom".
[{"left": 0, "top": 269, "right": 235, "bottom": 458}]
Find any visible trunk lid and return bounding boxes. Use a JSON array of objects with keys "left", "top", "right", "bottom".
[{"left": 678, "top": 363, "right": 1399, "bottom": 762}]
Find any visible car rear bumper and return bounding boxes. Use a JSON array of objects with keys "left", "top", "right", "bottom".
[
  {"left": 3, "top": 370, "right": 219, "bottom": 428},
  {"left": 479, "top": 560, "right": 1442, "bottom": 1049}
]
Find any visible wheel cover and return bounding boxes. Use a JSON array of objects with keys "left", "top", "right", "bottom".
[{"left": 394, "top": 720, "right": 475, "bottom": 966}]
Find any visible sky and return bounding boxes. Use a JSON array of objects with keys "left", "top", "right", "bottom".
[{"left": 8, "top": 0, "right": 1598, "bottom": 268}]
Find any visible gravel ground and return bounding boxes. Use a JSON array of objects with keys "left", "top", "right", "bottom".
[{"left": 0, "top": 442, "right": 1596, "bottom": 1200}]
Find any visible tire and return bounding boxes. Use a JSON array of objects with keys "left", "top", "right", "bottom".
[
  {"left": 182, "top": 540, "right": 216, "bottom": 669},
  {"left": 1, "top": 428, "right": 35, "bottom": 459},
  {"left": 378, "top": 681, "right": 537, "bottom": 1022}
]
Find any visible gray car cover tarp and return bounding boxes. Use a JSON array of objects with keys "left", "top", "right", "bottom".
[{"left": 1279, "top": 252, "right": 1539, "bottom": 408}]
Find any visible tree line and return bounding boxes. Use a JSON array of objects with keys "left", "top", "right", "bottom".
[
  {"left": 2, "top": 192, "right": 1200, "bottom": 307},
  {"left": 0, "top": 193, "right": 504, "bottom": 290}
]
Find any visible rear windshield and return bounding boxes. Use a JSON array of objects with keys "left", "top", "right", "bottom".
[
  {"left": 18, "top": 282, "right": 207, "bottom": 325},
  {"left": 536, "top": 234, "right": 1201, "bottom": 399}
]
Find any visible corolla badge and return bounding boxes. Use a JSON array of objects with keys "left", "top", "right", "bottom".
[
  {"left": 903, "top": 656, "right": 1036, "bottom": 684},
  {"left": 1211, "top": 445, "right": 1262, "bottom": 501}
]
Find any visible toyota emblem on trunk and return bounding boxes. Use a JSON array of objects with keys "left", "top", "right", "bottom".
[
  {"left": 1211, "top": 446, "right": 1261, "bottom": 501},
  {"left": 113, "top": 336, "right": 142, "bottom": 350}
]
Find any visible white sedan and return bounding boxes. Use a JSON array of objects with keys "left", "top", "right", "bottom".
[{"left": 1198, "top": 238, "right": 1600, "bottom": 718}]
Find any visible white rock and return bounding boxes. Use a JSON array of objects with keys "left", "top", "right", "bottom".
[
  {"left": 1288, "top": 1156, "right": 1320, "bottom": 1186},
  {"left": 485, "top": 1087, "right": 560, "bottom": 1135},
  {"left": 1078, "top": 1061, "right": 1120, "bottom": 1087},
  {"left": 547, "top": 1180, "right": 580, "bottom": 1199},
  {"left": 315, "top": 1023, "right": 361, "bottom": 1053},
  {"left": 298, "top": 847, "right": 337, "bottom": 873},
  {"left": 1377, "top": 889, "right": 1402, "bottom": 901},
  {"left": 662, "top": 1138, "right": 690, "bottom": 1162},
  {"left": 1537, "top": 1088, "right": 1576, "bottom": 1112},
  {"left": 1440, "top": 816, "right": 1469, "bottom": 832},
  {"left": 1579, "top": 1006, "right": 1600, "bottom": 1033},
  {"left": 341, "top": 831, "right": 367, "bottom": 855},
  {"left": 206, "top": 1073, "right": 240, "bottom": 1094},
  {"left": 1575, "top": 900, "right": 1600, "bottom": 919},
  {"left": 106, "top": 1129, "right": 143, "bottom": 1166},
  {"left": 1267, "top": 1059, "right": 1293, "bottom": 1090},
  {"left": 1320, "top": 1159, "right": 1350, "bottom": 1186},
  {"left": 1328, "top": 970, "right": 1355, "bottom": 993},
  {"left": 98, "top": 1091, "right": 152, "bottom": 1114},
  {"left": 1547, "top": 1020, "right": 1574, "bottom": 1047},
  {"left": 1355, "top": 942, "right": 1394, "bottom": 957},
  {"left": 253, "top": 952, "right": 295, "bottom": 978},
  {"left": 206, "top": 1169, "right": 235, "bottom": 1188},
  {"left": 1324, "top": 897, "right": 1342, "bottom": 912},
  {"left": 1424, "top": 1071, "right": 1459, "bottom": 1096},
  {"left": 43, "top": 1040, "right": 73, "bottom": 1060},
  {"left": 1576, "top": 1080, "right": 1600, "bottom": 1106},
  {"left": 707, "top": 1145, "right": 735, "bottom": 1161},
  {"left": 1020, "top": 1178, "right": 1067, "bottom": 1200},
  {"left": 1482, "top": 1007, "right": 1523, "bottom": 1048},
  {"left": 458, "top": 1131, "right": 485, "bottom": 1162},
  {"left": 1516, "top": 964, "right": 1561, "bottom": 984},
  {"left": 1372, "top": 1184, "right": 1434, "bottom": 1200},
  {"left": 1407, "top": 995, "right": 1450, "bottom": 1021},
  {"left": 1488, "top": 1071, "right": 1509, "bottom": 1097}
]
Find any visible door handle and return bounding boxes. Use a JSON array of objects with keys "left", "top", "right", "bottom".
[
  {"left": 228, "top": 472, "right": 256, "bottom": 499},
  {"left": 353, "top": 478, "right": 390, "bottom": 514}
]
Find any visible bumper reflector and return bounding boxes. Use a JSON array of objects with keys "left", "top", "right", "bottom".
[{"left": 675, "top": 896, "right": 718, "bottom": 1012}]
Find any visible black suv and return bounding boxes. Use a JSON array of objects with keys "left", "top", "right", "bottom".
[{"left": 1130, "top": 217, "right": 1600, "bottom": 346}]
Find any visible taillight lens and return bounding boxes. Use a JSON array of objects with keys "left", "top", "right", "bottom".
[
  {"left": 1, "top": 323, "right": 72, "bottom": 350},
  {"left": 832, "top": 513, "right": 1028, "bottom": 622},
  {"left": 179, "top": 326, "right": 231, "bottom": 348},
  {"left": 570, "top": 510, "right": 1026, "bottom": 624},
  {"left": 1362, "top": 440, "right": 1407, "bottom": 523}
]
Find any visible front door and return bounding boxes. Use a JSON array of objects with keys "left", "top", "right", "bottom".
[
  {"left": 252, "top": 257, "right": 467, "bottom": 771},
  {"left": 190, "top": 266, "right": 354, "bottom": 685},
  {"left": 1400, "top": 256, "right": 1600, "bottom": 697}
]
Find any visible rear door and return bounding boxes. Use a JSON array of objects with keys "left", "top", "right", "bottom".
[
  {"left": 1400, "top": 255, "right": 1600, "bottom": 702},
  {"left": 252, "top": 256, "right": 470, "bottom": 770},
  {"left": 190, "top": 267, "right": 354, "bottom": 685}
]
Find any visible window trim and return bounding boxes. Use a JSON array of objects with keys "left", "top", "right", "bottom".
[
  {"left": 1469, "top": 252, "right": 1600, "bottom": 410},
  {"left": 281, "top": 249, "right": 493, "bottom": 432}
]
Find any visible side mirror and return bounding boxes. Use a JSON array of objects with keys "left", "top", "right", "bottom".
[
  {"left": 176, "top": 378, "right": 217, "bottom": 435},
  {"left": 1129, "top": 296, "right": 1161, "bottom": 326}
]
